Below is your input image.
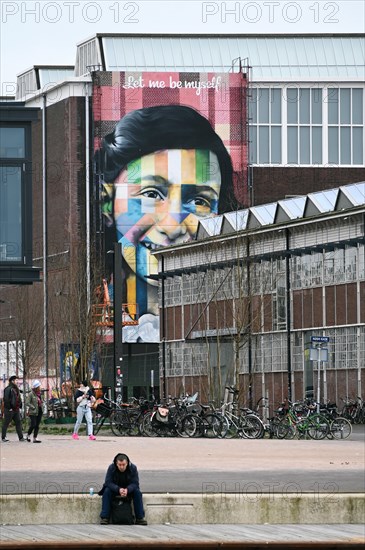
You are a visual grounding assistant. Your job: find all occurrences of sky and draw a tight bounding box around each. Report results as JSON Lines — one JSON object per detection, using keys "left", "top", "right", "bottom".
{"left": 1, "top": 0, "right": 364, "bottom": 95}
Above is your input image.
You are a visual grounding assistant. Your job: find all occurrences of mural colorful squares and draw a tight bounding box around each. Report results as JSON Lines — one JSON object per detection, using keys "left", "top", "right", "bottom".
{"left": 93, "top": 71, "right": 248, "bottom": 343}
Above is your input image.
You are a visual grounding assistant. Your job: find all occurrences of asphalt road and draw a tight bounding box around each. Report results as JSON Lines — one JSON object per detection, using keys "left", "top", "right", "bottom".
{"left": 1, "top": 467, "right": 363, "bottom": 495}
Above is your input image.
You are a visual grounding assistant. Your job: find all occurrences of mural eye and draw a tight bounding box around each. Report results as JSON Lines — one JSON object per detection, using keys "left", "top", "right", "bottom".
{"left": 189, "top": 196, "right": 211, "bottom": 208}
{"left": 139, "top": 188, "right": 164, "bottom": 201}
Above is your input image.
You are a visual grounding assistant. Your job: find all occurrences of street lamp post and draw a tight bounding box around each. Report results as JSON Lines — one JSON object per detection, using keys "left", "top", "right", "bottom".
{"left": 113, "top": 242, "right": 124, "bottom": 401}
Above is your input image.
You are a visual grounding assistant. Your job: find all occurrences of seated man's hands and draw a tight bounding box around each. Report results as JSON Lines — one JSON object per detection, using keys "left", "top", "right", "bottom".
{"left": 119, "top": 488, "right": 128, "bottom": 497}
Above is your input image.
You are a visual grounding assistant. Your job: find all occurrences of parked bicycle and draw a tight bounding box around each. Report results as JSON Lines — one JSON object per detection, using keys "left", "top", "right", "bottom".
{"left": 209, "top": 387, "right": 265, "bottom": 439}
{"left": 341, "top": 396, "right": 364, "bottom": 424}
{"left": 319, "top": 401, "right": 352, "bottom": 440}
{"left": 276, "top": 400, "right": 330, "bottom": 440}
{"left": 141, "top": 396, "right": 199, "bottom": 438}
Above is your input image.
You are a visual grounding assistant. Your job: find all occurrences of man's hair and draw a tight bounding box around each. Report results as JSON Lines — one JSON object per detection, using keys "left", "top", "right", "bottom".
{"left": 96, "top": 105, "right": 234, "bottom": 214}
{"left": 115, "top": 453, "right": 129, "bottom": 464}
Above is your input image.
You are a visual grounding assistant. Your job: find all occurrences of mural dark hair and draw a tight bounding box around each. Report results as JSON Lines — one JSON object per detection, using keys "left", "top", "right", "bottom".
{"left": 96, "top": 105, "right": 234, "bottom": 214}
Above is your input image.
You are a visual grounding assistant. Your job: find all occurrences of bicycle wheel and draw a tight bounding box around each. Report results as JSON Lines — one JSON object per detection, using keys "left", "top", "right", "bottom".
{"left": 240, "top": 414, "right": 265, "bottom": 439}
{"left": 140, "top": 411, "right": 154, "bottom": 437}
{"left": 201, "top": 413, "right": 225, "bottom": 438}
{"left": 295, "top": 419, "right": 311, "bottom": 439}
{"left": 110, "top": 410, "right": 128, "bottom": 436}
{"left": 330, "top": 417, "right": 352, "bottom": 440}
{"left": 126, "top": 410, "right": 142, "bottom": 436}
{"left": 178, "top": 414, "right": 198, "bottom": 438}
{"left": 223, "top": 418, "right": 240, "bottom": 439}
{"left": 307, "top": 414, "right": 329, "bottom": 440}
{"left": 266, "top": 417, "right": 282, "bottom": 439}
{"left": 93, "top": 415, "right": 105, "bottom": 435}
{"left": 276, "top": 418, "right": 296, "bottom": 440}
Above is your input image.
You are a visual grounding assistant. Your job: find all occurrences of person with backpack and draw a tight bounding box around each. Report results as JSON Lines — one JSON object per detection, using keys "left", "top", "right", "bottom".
{"left": 99, "top": 453, "right": 147, "bottom": 525}
{"left": 72, "top": 380, "right": 96, "bottom": 440}
{"left": 1, "top": 375, "right": 26, "bottom": 442}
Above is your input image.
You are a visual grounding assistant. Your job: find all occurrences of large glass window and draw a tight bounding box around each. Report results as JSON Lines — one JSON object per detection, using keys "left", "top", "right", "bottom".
{"left": 0, "top": 126, "right": 27, "bottom": 264}
{"left": 249, "top": 86, "right": 363, "bottom": 166}
{"left": 328, "top": 88, "right": 363, "bottom": 165}
{"left": 0, "top": 128, "right": 25, "bottom": 158}
{"left": 287, "top": 87, "right": 323, "bottom": 164}
{"left": 0, "top": 166, "right": 22, "bottom": 262}
{"left": 249, "top": 87, "right": 282, "bottom": 164}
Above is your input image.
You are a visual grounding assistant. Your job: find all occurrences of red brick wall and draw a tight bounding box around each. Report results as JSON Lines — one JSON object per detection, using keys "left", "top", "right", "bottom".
{"left": 252, "top": 167, "right": 365, "bottom": 206}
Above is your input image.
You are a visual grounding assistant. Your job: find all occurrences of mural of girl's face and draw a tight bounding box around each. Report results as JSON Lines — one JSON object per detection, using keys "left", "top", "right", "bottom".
{"left": 113, "top": 149, "right": 222, "bottom": 283}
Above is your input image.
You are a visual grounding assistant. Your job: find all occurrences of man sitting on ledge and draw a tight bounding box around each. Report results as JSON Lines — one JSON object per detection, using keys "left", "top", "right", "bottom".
{"left": 98, "top": 452, "right": 147, "bottom": 525}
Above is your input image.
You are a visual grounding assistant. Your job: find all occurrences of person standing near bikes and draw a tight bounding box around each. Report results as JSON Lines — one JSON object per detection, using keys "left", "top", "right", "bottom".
{"left": 72, "top": 380, "right": 96, "bottom": 441}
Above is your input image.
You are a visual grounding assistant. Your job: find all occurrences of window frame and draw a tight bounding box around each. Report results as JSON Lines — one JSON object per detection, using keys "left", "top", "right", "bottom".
{"left": 249, "top": 84, "right": 364, "bottom": 167}
{"left": 0, "top": 122, "right": 32, "bottom": 266}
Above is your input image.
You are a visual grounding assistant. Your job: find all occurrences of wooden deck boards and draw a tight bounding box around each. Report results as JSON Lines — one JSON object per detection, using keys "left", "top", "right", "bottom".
{"left": 1, "top": 524, "right": 364, "bottom": 546}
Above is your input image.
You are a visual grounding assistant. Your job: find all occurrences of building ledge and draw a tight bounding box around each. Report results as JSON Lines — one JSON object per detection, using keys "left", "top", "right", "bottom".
{"left": 0, "top": 266, "right": 42, "bottom": 285}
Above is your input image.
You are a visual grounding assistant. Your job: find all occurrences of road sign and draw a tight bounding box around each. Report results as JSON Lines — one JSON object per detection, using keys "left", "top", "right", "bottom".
{"left": 311, "top": 336, "right": 330, "bottom": 343}
{"left": 309, "top": 347, "right": 328, "bottom": 362}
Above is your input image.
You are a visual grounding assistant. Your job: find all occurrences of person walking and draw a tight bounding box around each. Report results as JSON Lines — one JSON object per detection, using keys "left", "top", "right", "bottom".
{"left": 26, "top": 380, "right": 43, "bottom": 443}
{"left": 72, "top": 380, "right": 96, "bottom": 440}
{"left": 99, "top": 453, "right": 147, "bottom": 525}
{"left": 1, "top": 375, "right": 26, "bottom": 442}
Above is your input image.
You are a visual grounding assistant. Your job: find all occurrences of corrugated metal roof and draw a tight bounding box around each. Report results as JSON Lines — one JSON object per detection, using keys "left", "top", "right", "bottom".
{"left": 195, "top": 181, "right": 365, "bottom": 239}
{"left": 276, "top": 196, "right": 306, "bottom": 222}
{"left": 339, "top": 182, "right": 365, "bottom": 206}
{"left": 38, "top": 68, "right": 75, "bottom": 88}
{"left": 101, "top": 36, "right": 365, "bottom": 79}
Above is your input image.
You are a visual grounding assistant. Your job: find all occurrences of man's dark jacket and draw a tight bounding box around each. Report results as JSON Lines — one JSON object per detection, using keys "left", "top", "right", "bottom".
{"left": 98, "top": 453, "right": 140, "bottom": 495}
{"left": 3, "top": 384, "right": 22, "bottom": 411}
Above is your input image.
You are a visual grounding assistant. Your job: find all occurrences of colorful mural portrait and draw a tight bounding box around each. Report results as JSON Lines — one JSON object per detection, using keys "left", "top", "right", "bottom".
{"left": 94, "top": 72, "right": 247, "bottom": 342}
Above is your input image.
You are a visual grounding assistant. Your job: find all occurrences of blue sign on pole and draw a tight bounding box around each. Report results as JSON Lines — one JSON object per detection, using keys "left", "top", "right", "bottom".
{"left": 311, "top": 336, "right": 330, "bottom": 343}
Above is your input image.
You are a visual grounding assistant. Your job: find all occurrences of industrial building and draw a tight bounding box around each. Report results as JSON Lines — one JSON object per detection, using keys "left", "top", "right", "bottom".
{"left": 0, "top": 33, "right": 364, "bottom": 403}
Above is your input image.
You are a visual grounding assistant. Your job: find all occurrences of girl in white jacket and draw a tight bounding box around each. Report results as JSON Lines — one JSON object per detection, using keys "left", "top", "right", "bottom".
{"left": 72, "top": 380, "right": 96, "bottom": 440}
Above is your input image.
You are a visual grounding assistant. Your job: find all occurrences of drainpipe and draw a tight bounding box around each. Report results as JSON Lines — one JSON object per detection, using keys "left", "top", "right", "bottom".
{"left": 85, "top": 85, "right": 91, "bottom": 312}
{"left": 247, "top": 236, "right": 252, "bottom": 409}
{"left": 161, "top": 255, "right": 166, "bottom": 399}
{"left": 286, "top": 228, "right": 292, "bottom": 402}
{"left": 42, "top": 94, "right": 49, "bottom": 396}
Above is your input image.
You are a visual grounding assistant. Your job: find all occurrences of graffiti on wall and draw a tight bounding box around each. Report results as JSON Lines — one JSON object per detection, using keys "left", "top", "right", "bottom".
{"left": 94, "top": 71, "right": 248, "bottom": 342}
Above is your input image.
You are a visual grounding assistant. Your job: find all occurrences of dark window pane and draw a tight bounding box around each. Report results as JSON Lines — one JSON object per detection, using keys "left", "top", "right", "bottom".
{"left": 271, "top": 88, "right": 282, "bottom": 124}
{"left": 312, "top": 127, "right": 322, "bottom": 164}
{"left": 328, "top": 127, "right": 339, "bottom": 164}
{"left": 0, "top": 128, "right": 25, "bottom": 158}
{"left": 0, "top": 166, "right": 22, "bottom": 262}
{"left": 328, "top": 88, "right": 338, "bottom": 124}
{"left": 353, "top": 127, "right": 363, "bottom": 164}
{"left": 300, "top": 126, "right": 310, "bottom": 164}
{"left": 288, "top": 127, "right": 298, "bottom": 164}
{"left": 271, "top": 127, "right": 281, "bottom": 163}
{"left": 352, "top": 89, "right": 363, "bottom": 124}
{"left": 250, "top": 126, "right": 257, "bottom": 164}
{"left": 340, "top": 127, "right": 351, "bottom": 164}
{"left": 258, "top": 88, "right": 269, "bottom": 123}
{"left": 312, "top": 88, "right": 322, "bottom": 124}
{"left": 299, "top": 89, "right": 310, "bottom": 124}
{"left": 259, "top": 126, "right": 269, "bottom": 163}
{"left": 287, "top": 88, "right": 298, "bottom": 124}
{"left": 340, "top": 89, "right": 351, "bottom": 124}
{"left": 249, "top": 88, "right": 257, "bottom": 124}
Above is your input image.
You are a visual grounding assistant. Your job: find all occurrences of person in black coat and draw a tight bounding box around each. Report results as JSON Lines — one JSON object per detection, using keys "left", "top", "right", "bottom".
{"left": 2, "top": 375, "right": 26, "bottom": 442}
{"left": 99, "top": 452, "right": 147, "bottom": 525}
